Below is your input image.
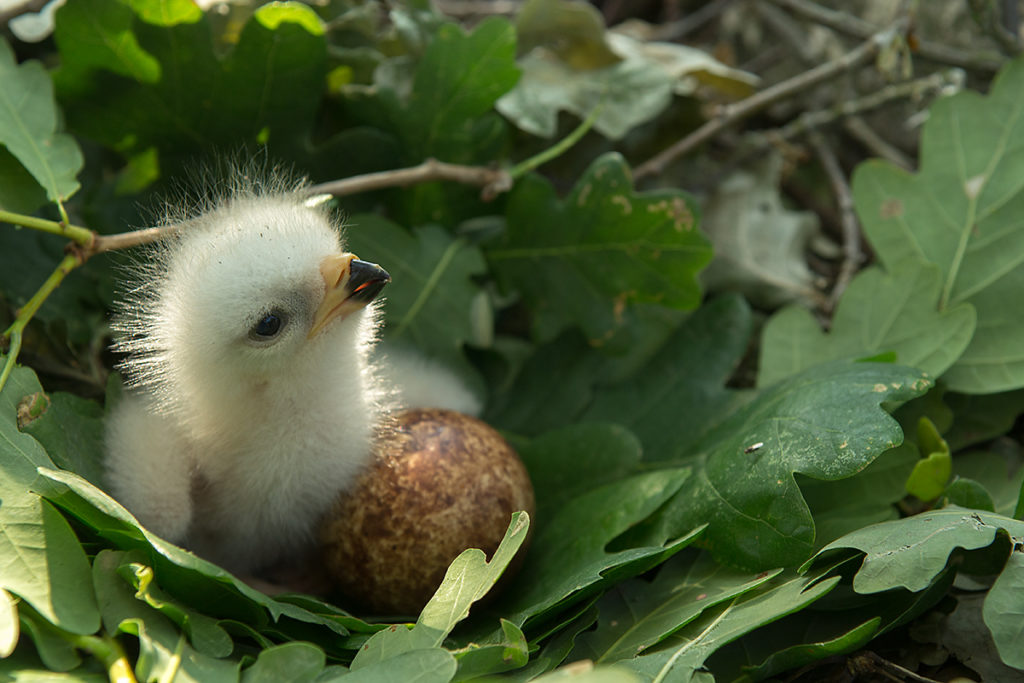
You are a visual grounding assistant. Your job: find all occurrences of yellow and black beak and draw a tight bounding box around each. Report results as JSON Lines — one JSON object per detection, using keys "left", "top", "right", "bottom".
{"left": 309, "top": 253, "right": 390, "bottom": 338}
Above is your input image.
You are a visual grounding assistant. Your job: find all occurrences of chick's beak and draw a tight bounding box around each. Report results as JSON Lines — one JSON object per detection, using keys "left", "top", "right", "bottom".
{"left": 309, "top": 253, "right": 390, "bottom": 338}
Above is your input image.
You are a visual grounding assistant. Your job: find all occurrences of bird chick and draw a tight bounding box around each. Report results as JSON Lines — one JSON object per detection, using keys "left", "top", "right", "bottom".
{"left": 105, "top": 185, "right": 391, "bottom": 574}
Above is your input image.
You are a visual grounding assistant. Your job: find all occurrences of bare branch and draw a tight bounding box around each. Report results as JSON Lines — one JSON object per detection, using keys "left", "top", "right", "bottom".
{"left": 306, "top": 158, "right": 512, "bottom": 202}
{"left": 634, "top": 20, "right": 908, "bottom": 180}
{"left": 808, "top": 131, "right": 862, "bottom": 314}
{"left": 769, "top": 0, "right": 1006, "bottom": 72}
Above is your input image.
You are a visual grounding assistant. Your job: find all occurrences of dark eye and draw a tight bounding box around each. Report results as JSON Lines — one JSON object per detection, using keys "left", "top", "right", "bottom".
{"left": 250, "top": 312, "right": 285, "bottom": 340}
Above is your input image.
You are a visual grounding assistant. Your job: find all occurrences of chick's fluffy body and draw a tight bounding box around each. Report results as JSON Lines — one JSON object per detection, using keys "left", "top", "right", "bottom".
{"left": 106, "top": 193, "right": 388, "bottom": 573}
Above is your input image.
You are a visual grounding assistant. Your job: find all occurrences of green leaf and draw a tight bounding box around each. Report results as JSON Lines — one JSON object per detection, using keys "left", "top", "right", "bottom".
{"left": 944, "top": 389, "right": 1024, "bottom": 450}
{"left": 648, "top": 360, "right": 930, "bottom": 569}
{"left": 55, "top": 0, "right": 326, "bottom": 167}
{"left": 19, "top": 391, "right": 107, "bottom": 489}
{"left": 496, "top": 470, "right": 700, "bottom": 627}
{"left": 120, "top": 559, "right": 234, "bottom": 658}
{"left": 572, "top": 551, "right": 781, "bottom": 665}
{"left": 905, "top": 417, "right": 952, "bottom": 501}
{"left": 799, "top": 444, "right": 918, "bottom": 549}
{"left": 93, "top": 551, "right": 240, "bottom": 683}
{"left": 352, "top": 513, "right": 530, "bottom": 668}
{"left": 759, "top": 263, "right": 976, "bottom": 387}
{"left": 949, "top": 451, "right": 1024, "bottom": 516}
{"left": 451, "top": 619, "right": 529, "bottom": 680}
{"left": 502, "top": 604, "right": 599, "bottom": 682}
{"left": 517, "top": 423, "right": 643, "bottom": 520}
{"left": 342, "top": 648, "right": 456, "bottom": 683}
{"left": 580, "top": 295, "right": 752, "bottom": 463}
{"left": 241, "top": 642, "right": 325, "bottom": 683}
{"left": 488, "top": 153, "right": 711, "bottom": 346}
{"left": 714, "top": 616, "right": 879, "bottom": 682}
{"left": 810, "top": 507, "right": 1024, "bottom": 593}
{"left": 16, "top": 602, "right": 81, "bottom": 672}
{"left": 35, "top": 466, "right": 356, "bottom": 641}
{"left": 852, "top": 53, "right": 1024, "bottom": 393}
{"left": 982, "top": 550, "right": 1024, "bottom": 670}
{"left": 401, "top": 17, "right": 519, "bottom": 159}
{"left": 485, "top": 331, "right": 604, "bottom": 436}
{"left": 531, "top": 664, "right": 640, "bottom": 683}
{"left": 0, "top": 38, "right": 83, "bottom": 203}
{"left": 345, "top": 217, "right": 486, "bottom": 381}
{"left": 53, "top": 0, "right": 161, "bottom": 83}
{"left": 944, "top": 477, "right": 996, "bottom": 512}
{"left": 0, "top": 366, "right": 100, "bottom": 636}
{"left": 620, "top": 571, "right": 840, "bottom": 683}
{"left": 913, "top": 592, "right": 1024, "bottom": 682}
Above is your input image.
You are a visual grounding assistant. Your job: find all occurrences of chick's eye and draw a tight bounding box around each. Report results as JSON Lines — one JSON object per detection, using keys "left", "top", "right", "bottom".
{"left": 250, "top": 312, "right": 285, "bottom": 340}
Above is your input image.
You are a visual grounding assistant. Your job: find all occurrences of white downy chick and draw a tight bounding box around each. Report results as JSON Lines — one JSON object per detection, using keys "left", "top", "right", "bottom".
{"left": 105, "top": 185, "right": 392, "bottom": 574}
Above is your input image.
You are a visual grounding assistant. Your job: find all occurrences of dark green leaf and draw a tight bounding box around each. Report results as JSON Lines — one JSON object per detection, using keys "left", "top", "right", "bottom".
{"left": 572, "top": 551, "right": 781, "bottom": 664}
{"left": 581, "top": 295, "right": 752, "bottom": 463}
{"left": 487, "top": 153, "right": 711, "bottom": 346}
{"left": 517, "top": 423, "right": 643, "bottom": 520}
{"left": 241, "top": 642, "right": 325, "bottom": 683}
{"left": 401, "top": 17, "right": 519, "bottom": 159}
{"left": 345, "top": 216, "right": 486, "bottom": 384}
{"left": 621, "top": 571, "right": 840, "bottom": 683}
{"left": 650, "top": 360, "right": 929, "bottom": 569}
{"left": 495, "top": 469, "right": 700, "bottom": 627}
{"left": 92, "top": 550, "right": 240, "bottom": 683}
{"left": 799, "top": 444, "right": 917, "bottom": 549}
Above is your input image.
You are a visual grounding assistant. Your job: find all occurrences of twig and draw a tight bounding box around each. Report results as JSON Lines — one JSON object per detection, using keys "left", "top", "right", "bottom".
{"left": 769, "top": 0, "right": 1006, "bottom": 73}
{"left": 1, "top": 253, "right": 82, "bottom": 391}
{"left": 649, "top": 0, "right": 736, "bottom": 41}
{"left": 634, "top": 20, "right": 908, "bottom": 180}
{"left": 749, "top": 68, "right": 964, "bottom": 150}
{"left": 0, "top": 210, "right": 94, "bottom": 247}
{"left": 848, "top": 651, "right": 943, "bottom": 683}
{"left": 808, "top": 131, "right": 861, "bottom": 314}
{"left": 0, "top": 106, "right": 602, "bottom": 392}
{"left": 843, "top": 115, "right": 915, "bottom": 170}
{"left": 307, "top": 159, "right": 512, "bottom": 201}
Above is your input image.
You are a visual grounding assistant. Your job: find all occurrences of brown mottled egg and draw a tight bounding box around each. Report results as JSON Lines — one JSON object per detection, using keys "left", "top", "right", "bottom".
{"left": 318, "top": 408, "right": 535, "bottom": 615}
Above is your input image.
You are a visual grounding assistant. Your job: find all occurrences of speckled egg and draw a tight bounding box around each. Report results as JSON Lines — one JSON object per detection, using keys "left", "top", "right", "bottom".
{"left": 318, "top": 408, "right": 535, "bottom": 615}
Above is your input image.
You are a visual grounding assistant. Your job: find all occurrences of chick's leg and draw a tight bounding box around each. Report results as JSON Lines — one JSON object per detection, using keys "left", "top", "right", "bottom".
{"left": 104, "top": 394, "right": 193, "bottom": 543}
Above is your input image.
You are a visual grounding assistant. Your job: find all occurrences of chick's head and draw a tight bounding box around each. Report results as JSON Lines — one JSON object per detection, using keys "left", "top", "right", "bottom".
{"left": 112, "top": 194, "right": 389, "bottom": 437}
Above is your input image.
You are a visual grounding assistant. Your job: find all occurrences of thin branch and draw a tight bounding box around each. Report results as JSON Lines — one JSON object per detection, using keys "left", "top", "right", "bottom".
{"left": 307, "top": 158, "right": 513, "bottom": 202}
{"left": 808, "top": 131, "right": 861, "bottom": 314}
{"left": 1, "top": 252, "right": 81, "bottom": 391}
{"left": 843, "top": 115, "right": 915, "bottom": 170}
{"left": 769, "top": 0, "right": 1006, "bottom": 72}
{"left": 749, "top": 68, "right": 963, "bottom": 150}
{"left": 0, "top": 209, "right": 94, "bottom": 247}
{"left": 634, "top": 20, "right": 908, "bottom": 180}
